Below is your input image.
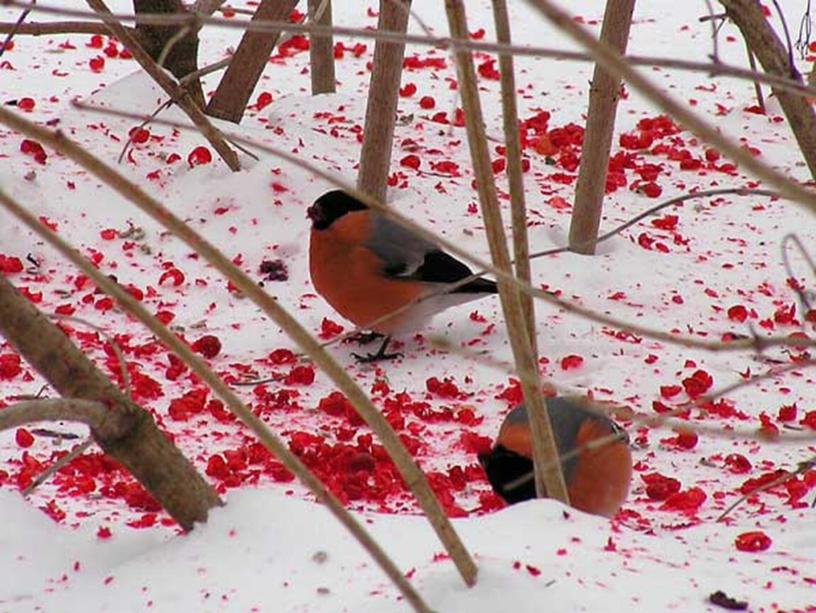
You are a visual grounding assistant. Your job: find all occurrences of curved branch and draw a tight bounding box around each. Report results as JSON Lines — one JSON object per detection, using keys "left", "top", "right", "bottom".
{"left": 0, "top": 399, "right": 110, "bottom": 432}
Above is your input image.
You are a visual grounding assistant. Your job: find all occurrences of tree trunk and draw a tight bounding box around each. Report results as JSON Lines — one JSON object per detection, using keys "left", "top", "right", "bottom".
{"left": 568, "top": 0, "right": 636, "bottom": 255}
{"left": 356, "top": 0, "right": 411, "bottom": 202}
{"left": 133, "top": 0, "right": 205, "bottom": 107}
{"left": 0, "top": 275, "right": 221, "bottom": 530}
{"left": 720, "top": 0, "right": 816, "bottom": 181}
{"left": 308, "top": 0, "right": 336, "bottom": 94}
{"left": 206, "top": 0, "right": 299, "bottom": 123}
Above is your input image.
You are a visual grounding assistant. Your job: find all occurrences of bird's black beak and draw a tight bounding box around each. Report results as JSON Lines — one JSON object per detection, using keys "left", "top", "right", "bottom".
{"left": 306, "top": 204, "right": 320, "bottom": 224}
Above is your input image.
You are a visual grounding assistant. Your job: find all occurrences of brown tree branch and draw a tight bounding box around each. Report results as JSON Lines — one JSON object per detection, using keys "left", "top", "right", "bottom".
{"left": 85, "top": 0, "right": 241, "bottom": 170}
{"left": 205, "top": 0, "right": 298, "bottom": 124}
{"left": 0, "top": 189, "right": 432, "bottom": 612}
{"left": 0, "top": 273, "right": 221, "bottom": 530}
{"left": 11, "top": 1, "right": 816, "bottom": 101}
{"left": 308, "top": 0, "right": 335, "bottom": 94}
{"left": 721, "top": 0, "right": 816, "bottom": 180}
{"left": 568, "top": 0, "right": 636, "bottom": 255}
{"left": 0, "top": 20, "right": 134, "bottom": 36}
{"left": 446, "top": 0, "right": 569, "bottom": 504}
{"left": 356, "top": 0, "right": 411, "bottom": 202}
{"left": 0, "top": 399, "right": 111, "bottom": 431}
{"left": 492, "top": 0, "right": 536, "bottom": 353}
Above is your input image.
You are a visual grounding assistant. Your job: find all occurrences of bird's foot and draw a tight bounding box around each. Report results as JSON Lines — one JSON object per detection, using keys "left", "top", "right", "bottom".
{"left": 345, "top": 331, "right": 385, "bottom": 346}
{"left": 352, "top": 350, "right": 403, "bottom": 364}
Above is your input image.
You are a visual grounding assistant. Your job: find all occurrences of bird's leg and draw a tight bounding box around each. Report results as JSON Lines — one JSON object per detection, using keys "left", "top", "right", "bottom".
{"left": 352, "top": 335, "right": 403, "bottom": 363}
{"left": 345, "top": 331, "right": 385, "bottom": 346}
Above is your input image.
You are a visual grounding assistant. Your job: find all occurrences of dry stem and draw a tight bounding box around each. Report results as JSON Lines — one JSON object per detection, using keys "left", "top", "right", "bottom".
{"left": 446, "top": 0, "right": 569, "bottom": 504}
{"left": 492, "top": 0, "right": 536, "bottom": 353}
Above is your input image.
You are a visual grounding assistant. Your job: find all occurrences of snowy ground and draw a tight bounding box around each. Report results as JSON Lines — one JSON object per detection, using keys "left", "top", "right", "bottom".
{"left": 1, "top": 0, "right": 816, "bottom": 611}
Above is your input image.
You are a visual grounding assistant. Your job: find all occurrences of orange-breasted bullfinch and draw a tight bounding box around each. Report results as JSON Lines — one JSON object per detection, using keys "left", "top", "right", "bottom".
{"left": 307, "top": 190, "right": 498, "bottom": 361}
{"left": 478, "top": 397, "right": 632, "bottom": 517}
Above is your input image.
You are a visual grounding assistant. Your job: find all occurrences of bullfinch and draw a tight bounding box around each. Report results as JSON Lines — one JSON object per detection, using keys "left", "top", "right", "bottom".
{"left": 479, "top": 397, "right": 632, "bottom": 517}
{"left": 307, "top": 190, "right": 498, "bottom": 361}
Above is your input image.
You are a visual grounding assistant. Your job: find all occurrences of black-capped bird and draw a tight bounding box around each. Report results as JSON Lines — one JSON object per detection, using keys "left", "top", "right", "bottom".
{"left": 479, "top": 397, "right": 633, "bottom": 517}
{"left": 307, "top": 190, "right": 497, "bottom": 361}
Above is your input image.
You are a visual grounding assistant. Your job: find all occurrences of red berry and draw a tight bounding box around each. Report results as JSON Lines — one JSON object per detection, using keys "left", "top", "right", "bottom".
{"left": 187, "top": 146, "right": 212, "bottom": 167}
{"left": 735, "top": 531, "right": 771, "bottom": 552}
{"left": 560, "top": 354, "right": 583, "bottom": 370}
{"left": 641, "top": 182, "right": 662, "bottom": 198}
{"left": 129, "top": 127, "right": 150, "bottom": 144}
{"left": 15, "top": 428, "right": 34, "bottom": 448}
{"left": 17, "top": 97, "right": 35, "bottom": 112}
{"left": 400, "top": 154, "right": 421, "bottom": 170}
{"left": 89, "top": 56, "right": 105, "bottom": 72}
{"left": 419, "top": 96, "right": 436, "bottom": 109}
{"left": 192, "top": 335, "right": 222, "bottom": 359}
{"left": 0, "top": 354, "right": 22, "bottom": 379}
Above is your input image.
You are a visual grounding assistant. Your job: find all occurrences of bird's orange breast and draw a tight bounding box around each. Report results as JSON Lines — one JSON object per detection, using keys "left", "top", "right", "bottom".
{"left": 568, "top": 419, "right": 632, "bottom": 517}
{"left": 309, "top": 212, "right": 425, "bottom": 334}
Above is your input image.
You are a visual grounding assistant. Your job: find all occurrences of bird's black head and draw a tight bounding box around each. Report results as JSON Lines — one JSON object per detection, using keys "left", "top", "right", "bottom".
{"left": 478, "top": 445, "right": 536, "bottom": 505}
{"left": 306, "top": 190, "right": 368, "bottom": 230}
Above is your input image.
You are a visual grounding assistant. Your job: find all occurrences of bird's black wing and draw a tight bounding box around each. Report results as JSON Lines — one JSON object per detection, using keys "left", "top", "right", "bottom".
{"left": 366, "top": 213, "right": 497, "bottom": 293}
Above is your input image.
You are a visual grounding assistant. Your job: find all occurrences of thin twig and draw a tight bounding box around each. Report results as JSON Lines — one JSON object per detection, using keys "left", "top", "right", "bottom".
{"left": 716, "top": 454, "right": 816, "bottom": 522}
{"left": 68, "top": 101, "right": 816, "bottom": 357}
{"left": 9, "top": 1, "right": 816, "bottom": 100}
{"left": 0, "top": 20, "right": 131, "bottom": 36}
{"left": 0, "top": 187, "right": 435, "bottom": 612}
{"left": 0, "top": 0, "right": 34, "bottom": 58}
{"left": 117, "top": 98, "right": 173, "bottom": 165}
{"left": 23, "top": 437, "right": 94, "bottom": 497}
{"left": 430, "top": 335, "right": 816, "bottom": 444}
{"left": 156, "top": 23, "right": 190, "bottom": 68}
{"left": 770, "top": 0, "right": 797, "bottom": 77}
{"left": 704, "top": 0, "right": 720, "bottom": 62}
{"left": 745, "top": 40, "right": 766, "bottom": 113}
{"left": 781, "top": 233, "right": 815, "bottom": 314}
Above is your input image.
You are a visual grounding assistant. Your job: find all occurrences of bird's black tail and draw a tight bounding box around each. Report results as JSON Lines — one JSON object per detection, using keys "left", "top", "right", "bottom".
{"left": 457, "top": 277, "right": 498, "bottom": 294}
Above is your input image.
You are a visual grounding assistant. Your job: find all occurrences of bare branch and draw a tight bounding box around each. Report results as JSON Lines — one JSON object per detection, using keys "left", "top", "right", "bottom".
{"left": 0, "top": 0, "right": 34, "bottom": 58}
{"left": 0, "top": 399, "right": 110, "bottom": 432}
{"left": 446, "top": 0, "right": 569, "bottom": 504}
{"left": 716, "top": 454, "right": 816, "bottom": 522}
{"left": 0, "top": 20, "right": 133, "bottom": 36}
{"left": 23, "top": 437, "right": 94, "bottom": 497}
{"left": 492, "top": 0, "right": 536, "bottom": 352}
{"left": 10, "top": 1, "right": 816, "bottom": 101}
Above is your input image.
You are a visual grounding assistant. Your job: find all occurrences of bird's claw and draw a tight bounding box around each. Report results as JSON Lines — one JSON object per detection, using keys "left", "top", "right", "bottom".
{"left": 352, "top": 350, "right": 403, "bottom": 364}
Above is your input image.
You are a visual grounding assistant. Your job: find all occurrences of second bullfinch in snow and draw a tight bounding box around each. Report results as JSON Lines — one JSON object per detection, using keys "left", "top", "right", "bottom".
{"left": 479, "top": 397, "right": 632, "bottom": 517}
{"left": 307, "top": 190, "right": 498, "bottom": 361}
